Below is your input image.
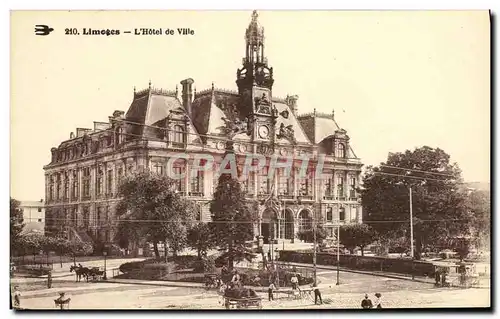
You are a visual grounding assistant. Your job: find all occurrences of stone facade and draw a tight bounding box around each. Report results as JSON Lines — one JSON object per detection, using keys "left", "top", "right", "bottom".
{"left": 43, "top": 11, "right": 363, "bottom": 245}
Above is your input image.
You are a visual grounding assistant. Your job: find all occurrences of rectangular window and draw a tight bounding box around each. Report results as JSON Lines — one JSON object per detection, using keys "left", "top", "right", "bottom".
{"left": 349, "top": 177, "right": 356, "bottom": 199}
{"left": 298, "top": 169, "right": 313, "bottom": 198}
{"left": 38, "top": 207, "right": 42, "bottom": 213}
{"left": 326, "top": 207, "right": 333, "bottom": 221}
{"left": 49, "top": 177, "right": 54, "bottom": 201}
{"left": 172, "top": 166, "right": 186, "bottom": 193}
{"left": 277, "top": 168, "right": 291, "bottom": 196}
{"left": 64, "top": 172, "right": 69, "bottom": 200}
{"left": 72, "top": 171, "right": 78, "bottom": 200}
{"left": 190, "top": 171, "right": 204, "bottom": 196}
{"left": 97, "top": 169, "right": 104, "bottom": 195}
{"left": 83, "top": 168, "right": 91, "bottom": 198}
{"left": 242, "top": 172, "right": 255, "bottom": 195}
{"left": 259, "top": 167, "right": 270, "bottom": 195}
{"left": 56, "top": 174, "right": 61, "bottom": 200}
{"left": 107, "top": 170, "right": 113, "bottom": 195}
{"left": 323, "top": 171, "right": 334, "bottom": 199}
{"left": 337, "top": 176, "right": 345, "bottom": 200}
{"left": 153, "top": 162, "right": 164, "bottom": 175}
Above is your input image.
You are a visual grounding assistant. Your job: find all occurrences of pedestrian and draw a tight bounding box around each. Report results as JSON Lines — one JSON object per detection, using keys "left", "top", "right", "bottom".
{"left": 231, "top": 270, "right": 241, "bottom": 287}
{"left": 434, "top": 269, "right": 441, "bottom": 287}
{"left": 290, "top": 273, "right": 299, "bottom": 290}
{"left": 312, "top": 282, "right": 322, "bottom": 305}
{"left": 12, "top": 286, "right": 21, "bottom": 310}
{"left": 361, "top": 294, "right": 373, "bottom": 309}
{"left": 268, "top": 281, "right": 276, "bottom": 301}
{"left": 373, "top": 292, "right": 382, "bottom": 309}
{"left": 47, "top": 270, "right": 53, "bottom": 289}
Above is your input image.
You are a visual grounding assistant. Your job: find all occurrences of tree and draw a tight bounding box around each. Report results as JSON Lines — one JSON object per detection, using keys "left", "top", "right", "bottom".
{"left": 297, "top": 226, "right": 328, "bottom": 245}
{"left": 116, "top": 171, "right": 195, "bottom": 259}
{"left": 466, "top": 189, "right": 490, "bottom": 251}
{"left": 187, "top": 223, "right": 216, "bottom": 260}
{"left": 339, "top": 224, "right": 377, "bottom": 256}
{"left": 361, "top": 146, "right": 470, "bottom": 260}
{"left": 10, "top": 198, "right": 24, "bottom": 255}
{"left": 210, "top": 171, "right": 257, "bottom": 271}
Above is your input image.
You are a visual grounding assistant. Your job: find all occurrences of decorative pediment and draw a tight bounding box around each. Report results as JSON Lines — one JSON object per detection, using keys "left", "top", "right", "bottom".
{"left": 334, "top": 128, "right": 349, "bottom": 140}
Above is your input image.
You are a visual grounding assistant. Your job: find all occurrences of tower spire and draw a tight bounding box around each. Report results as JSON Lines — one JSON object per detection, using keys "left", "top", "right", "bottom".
{"left": 245, "top": 10, "right": 265, "bottom": 65}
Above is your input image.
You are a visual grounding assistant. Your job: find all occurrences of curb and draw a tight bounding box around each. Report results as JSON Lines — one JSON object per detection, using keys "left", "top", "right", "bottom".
{"left": 102, "top": 279, "right": 276, "bottom": 292}
{"left": 275, "top": 262, "right": 433, "bottom": 285}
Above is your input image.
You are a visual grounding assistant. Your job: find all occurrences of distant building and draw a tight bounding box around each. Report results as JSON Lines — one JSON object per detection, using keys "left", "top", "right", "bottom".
{"left": 19, "top": 200, "right": 45, "bottom": 235}
{"left": 43, "top": 11, "right": 364, "bottom": 246}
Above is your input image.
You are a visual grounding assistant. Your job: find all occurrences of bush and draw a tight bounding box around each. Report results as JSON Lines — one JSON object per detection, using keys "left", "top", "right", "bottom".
{"left": 119, "top": 260, "right": 149, "bottom": 273}
{"left": 278, "top": 251, "right": 435, "bottom": 277}
{"left": 192, "top": 257, "right": 216, "bottom": 273}
{"left": 143, "top": 262, "right": 176, "bottom": 273}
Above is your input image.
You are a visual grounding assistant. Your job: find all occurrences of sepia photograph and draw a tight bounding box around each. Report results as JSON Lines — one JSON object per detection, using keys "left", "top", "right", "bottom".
{"left": 9, "top": 9, "right": 491, "bottom": 310}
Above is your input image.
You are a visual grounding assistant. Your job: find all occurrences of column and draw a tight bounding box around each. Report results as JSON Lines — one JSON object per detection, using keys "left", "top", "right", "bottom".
{"left": 184, "top": 160, "right": 189, "bottom": 196}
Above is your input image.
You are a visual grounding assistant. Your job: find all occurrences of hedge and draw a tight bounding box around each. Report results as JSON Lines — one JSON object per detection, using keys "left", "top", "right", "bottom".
{"left": 278, "top": 251, "right": 435, "bottom": 277}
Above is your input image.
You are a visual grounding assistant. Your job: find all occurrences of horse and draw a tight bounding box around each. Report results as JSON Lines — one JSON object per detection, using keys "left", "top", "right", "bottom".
{"left": 70, "top": 265, "right": 90, "bottom": 282}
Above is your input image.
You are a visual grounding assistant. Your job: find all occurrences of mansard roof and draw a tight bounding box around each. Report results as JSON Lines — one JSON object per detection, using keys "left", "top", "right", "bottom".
{"left": 298, "top": 111, "right": 358, "bottom": 158}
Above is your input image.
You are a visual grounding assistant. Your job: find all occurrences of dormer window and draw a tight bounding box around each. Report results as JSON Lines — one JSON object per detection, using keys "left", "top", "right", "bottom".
{"left": 336, "top": 143, "right": 346, "bottom": 158}
{"left": 172, "top": 125, "right": 185, "bottom": 147}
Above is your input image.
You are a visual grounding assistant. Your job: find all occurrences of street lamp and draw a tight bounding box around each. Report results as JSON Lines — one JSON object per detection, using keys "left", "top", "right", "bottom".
{"left": 337, "top": 206, "right": 345, "bottom": 285}
{"left": 103, "top": 251, "right": 108, "bottom": 280}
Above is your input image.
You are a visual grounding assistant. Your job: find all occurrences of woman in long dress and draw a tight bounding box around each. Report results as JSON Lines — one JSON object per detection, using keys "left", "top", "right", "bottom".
{"left": 373, "top": 293, "right": 382, "bottom": 309}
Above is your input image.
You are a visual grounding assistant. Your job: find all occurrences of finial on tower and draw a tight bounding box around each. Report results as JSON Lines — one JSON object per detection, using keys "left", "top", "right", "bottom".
{"left": 211, "top": 82, "right": 215, "bottom": 91}
{"left": 175, "top": 84, "right": 179, "bottom": 96}
{"left": 252, "top": 10, "right": 258, "bottom": 22}
{"left": 133, "top": 86, "right": 136, "bottom": 94}
{"left": 313, "top": 108, "right": 317, "bottom": 117}
{"left": 332, "top": 109, "right": 335, "bottom": 119}
{"left": 148, "top": 80, "right": 152, "bottom": 89}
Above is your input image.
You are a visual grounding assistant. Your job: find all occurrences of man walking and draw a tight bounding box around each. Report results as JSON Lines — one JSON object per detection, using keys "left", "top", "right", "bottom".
{"left": 268, "top": 282, "right": 276, "bottom": 301}
{"left": 312, "top": 282, "right": 322, "bottom": 305}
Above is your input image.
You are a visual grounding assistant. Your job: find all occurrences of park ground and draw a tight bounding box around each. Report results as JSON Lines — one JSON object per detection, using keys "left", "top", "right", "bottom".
{"left": 14, "top": 266, "right": 490, "bottom": 310}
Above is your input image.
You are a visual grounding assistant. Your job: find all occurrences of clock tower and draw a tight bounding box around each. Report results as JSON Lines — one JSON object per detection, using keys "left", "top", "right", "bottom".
{"left": 236, "top": 11, "right": 277, "bottom": 144}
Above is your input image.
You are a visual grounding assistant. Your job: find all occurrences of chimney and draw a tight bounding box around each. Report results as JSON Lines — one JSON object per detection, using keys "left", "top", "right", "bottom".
{"left": 180, "top": 78, "right": 195, "bottom": 116}
{"left": 287, "top": 95, "right": 299, "bottom": 116}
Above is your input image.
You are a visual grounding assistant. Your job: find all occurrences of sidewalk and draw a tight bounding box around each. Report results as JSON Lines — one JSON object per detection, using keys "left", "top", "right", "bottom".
{"left": 274, "top": 261, "right": 436, "bottom": 284}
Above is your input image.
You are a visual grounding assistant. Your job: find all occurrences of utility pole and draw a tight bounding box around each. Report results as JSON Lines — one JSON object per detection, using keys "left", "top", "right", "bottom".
{"left": 336, "top": 224, "right": 340, "bottom": 285}
{"left": 313, "top": 217, "right": 317, "bottom": 284}
{"left": 409, "top": 187, "right": 415, "bottom": 281}
{"left": 409, "top": 187, "right": 414, "bottom": 259}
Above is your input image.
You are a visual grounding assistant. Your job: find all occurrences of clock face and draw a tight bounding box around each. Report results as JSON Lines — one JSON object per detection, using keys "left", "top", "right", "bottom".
{"left": 258, "top": 125, "right": 269, "bottom": 139}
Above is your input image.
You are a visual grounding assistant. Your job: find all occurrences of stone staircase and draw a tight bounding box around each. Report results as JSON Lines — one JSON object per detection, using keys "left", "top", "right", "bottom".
{"left": 67, "top": 227, "right": 94, "bottom": 245}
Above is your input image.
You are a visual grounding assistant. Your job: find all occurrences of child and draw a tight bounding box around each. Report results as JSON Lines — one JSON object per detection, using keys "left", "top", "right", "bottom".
{"left": 12, "top": 286, "right": 21, "bottom": 309}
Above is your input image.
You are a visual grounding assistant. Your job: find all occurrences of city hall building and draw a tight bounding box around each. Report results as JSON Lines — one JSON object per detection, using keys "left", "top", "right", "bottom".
{"left": 43, "top": 11, "right": 363, "bottom": 247}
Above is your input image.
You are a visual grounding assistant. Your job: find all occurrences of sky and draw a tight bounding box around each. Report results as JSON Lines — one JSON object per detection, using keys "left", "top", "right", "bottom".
{"left": 10, "top": 10, "right": 490, "bottom": 201}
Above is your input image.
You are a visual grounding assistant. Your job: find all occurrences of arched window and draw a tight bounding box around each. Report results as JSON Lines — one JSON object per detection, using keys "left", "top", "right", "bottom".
{"left": 336, "top": 143, "right": 346, "bottom": 158}
{"left": 172, "top": 125, "right": 185, "bottom": 145}
{"left": 298, "top": 210, "right": 312, "bottom": 232}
